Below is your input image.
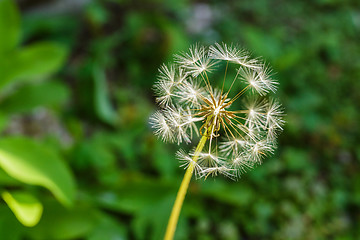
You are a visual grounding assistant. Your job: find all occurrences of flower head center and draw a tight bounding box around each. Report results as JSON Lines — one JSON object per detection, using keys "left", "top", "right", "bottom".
{"left": 214, "top": 105, "right": 222, "bottom": 116}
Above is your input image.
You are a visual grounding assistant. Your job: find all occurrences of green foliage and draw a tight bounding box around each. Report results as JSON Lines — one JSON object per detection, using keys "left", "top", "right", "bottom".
{"left": 0, "top": 0, "right": 358, "bottom": 239}
{"left": 0, "top": 0, "right": 72, "bottom": 230}
{"left": 0, "top": 0, "right": 67, "bottom": 92}
{"left": 0, "top": 42, "right": 68, "bottom": 90}
{"left": 93, "top": 65, "right": 117, "bottom": 124}
{"left": 2, "top": 191, "right": 43, "bottom": 227}
{"left": 0, "top": 0, "right": 20, "bottom": 54}
{"left": 27, "top": 201, "right": 98, "bottom": 240}
{"left": 0, "top": 81, "right": 69, "bottom": 114}
{"left": 0, "top": 137, "right": 75, "bottom": 207}
{"left": 0, "top": 205, "right": 24, "bottom": 240}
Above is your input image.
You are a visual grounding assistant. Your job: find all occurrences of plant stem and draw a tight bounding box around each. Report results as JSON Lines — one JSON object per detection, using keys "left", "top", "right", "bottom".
{"left": 164, "top": 134, "right": 208, "bottom": 240}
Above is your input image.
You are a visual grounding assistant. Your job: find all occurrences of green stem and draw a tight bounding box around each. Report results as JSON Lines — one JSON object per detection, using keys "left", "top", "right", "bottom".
{"left": 164, "top": 134, "right": 208, "bottom": 240}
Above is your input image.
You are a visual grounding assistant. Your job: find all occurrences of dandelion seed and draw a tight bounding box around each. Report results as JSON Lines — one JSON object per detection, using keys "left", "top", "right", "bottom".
{"left": 257, "top": 64, "right": 278, "bottom": 93}
{"left": 240, "top": 67, "right": 271, "bottom": 95}
{"left": 153, "top": 79, "right": 174, "bottom": 107}
{"left": 246, "top": 139, "right": 275, "bottom": 163}
{"left": 243, "top": 98, "right": 267, "bottom": 130}
{"left": 265, "top": 99, "right": 285, "bottom": 129}
{"left": 219, "top": 138, "right": 247, "bottom": 157}
{"left": 159, "top": 64, "right": 176, "bottom": 83}
{"left": 209, "top": 42, "right": 260, "bottom": 69}
{"left": 177, "top": 78, "right": 204, "bottom": 107}
{"left": 230, "top": 153, "right": 255, "bottom": 176}
{"left": 175, "top": 44, "right": 206, "bottom": 66}
{"left": 149, "top": 111, "right": 174, "bottom": 142}
{"left": 177, "top": 149, "right": 202, "bottom": 175}
{"left": 200, "top": 165, "right": 235, "bottom": 179}
{"left": 175, "top": 44, "right": 217, "bottom": 77}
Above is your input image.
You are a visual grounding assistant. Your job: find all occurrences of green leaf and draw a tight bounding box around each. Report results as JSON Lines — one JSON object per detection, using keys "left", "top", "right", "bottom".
{"left": 97, "top": 178, "right": 175, "bottom": 214}
{"left": 87, "top": 213, "right": 127, "bottom": 240}
{"left": 0, "top": 168, "right": 21, "bottom": 186}
{"left": 132, "top": 196, "right": 173, "bottom": 240}
{"left": 243, "top": 27, "right": 280, "bottom": 61}
{"left": 2, "top": 191, "right": 43, "bottom": 227}
{"left": 27, "top": 201, "right": 98, "bottom": 240}
{"left": 93, "top": 66, "right": 117, "bottom": 124}
{"left": 0, "top": 42, "right": 68, "bottom": 90}
{"left": 0, "top": 111, "right": 9, "bottom": 133}
{"left": 152, "top": 141, "right": 177, "bottom": 179}
{"left": 0, "top": 205, "right": 24, "bottom": 240}
{"left": 96, "top": 178, "right": 176, "bottom": 240}
{"left": 282, "top": 148, "right": 309, "bottom": 171}
{"left": 201, "top": 180, "right": 253, "bottom": 207}
{"left": 0, "top": 137, "right": 75, "bottom": 206}
{"left": 0, "top": 0, "right": 20, "bottom": 54}
{"left": 0, "top": 81, "right": 69, "bottom": 114}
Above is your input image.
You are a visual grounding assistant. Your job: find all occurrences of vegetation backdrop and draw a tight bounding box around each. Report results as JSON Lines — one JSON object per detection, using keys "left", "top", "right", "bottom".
{"left": 0, "top": 0, "right": 359, "bottom": 239}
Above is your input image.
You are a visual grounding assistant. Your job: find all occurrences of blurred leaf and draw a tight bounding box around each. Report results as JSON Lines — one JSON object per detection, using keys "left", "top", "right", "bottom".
{"left": 218, "top": 221, "right": 239, "bottom": 240}
{"left": 0, "top": 111, "right": 9, "bottom": 133}
{"left": 0, "top": 0, "right": 20, "bottom": 54}
{"left": 243, "top": 27, "right": 280, "bottom": 61}
{"left": 86, "top": 2, "right": 109, "bottom": 27}
{"left": 71, "top": 132, "right": 121, "bottom": 186}
{"left": 2, "top": 190, "right": 43, "bottom": 227}
{"left": 93, "top": 66, "right": 117, "bottom": 124}
{"left": 0, "top": 81, "right": 69, "bottom": 114}
{"left": 0, "top": 205, "right": 24, "bottom": 240}
{"left": 27, "top": 201, "right": 97, "bottom": 240}
{"left": 0, "top": 167, "right": 21, "bottom": 186}
{"left": 200, "top": 180, "right": 253, "bottom": 206}
{"left": 0, "top": 137, "right": 75, "bottom": 206}
{"left": 152, "top": 141, "right": 177, "bottom": 178}
{"left": 87, "top": 213, "right": 127, "bottom": 240}
{"left": 282, "top": 148, "right": 309, "bottom": 171}
{"left": 132, "top": 195, "right": 173, "bottom": 240}
{"left": 97, "top": 178, "right": 175, "bottom": 214}
{"left": 73, "top": 136, "right": 115, "bottom": 170}
{"left": 0, "top": 42, "right": 68, "bottom": 90}
{"left": 276, "top": 48, "right": 302, "bottom": 70}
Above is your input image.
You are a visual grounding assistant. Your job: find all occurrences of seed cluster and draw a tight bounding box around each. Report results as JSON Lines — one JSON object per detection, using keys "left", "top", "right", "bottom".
{"left": 150, "top": 43, "right": 284, "bottom": 179}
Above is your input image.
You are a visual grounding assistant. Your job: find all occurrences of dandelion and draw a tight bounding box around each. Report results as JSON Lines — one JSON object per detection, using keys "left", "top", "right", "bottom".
{"left": 149, "top": 43, "right": 284, "bottom": 240}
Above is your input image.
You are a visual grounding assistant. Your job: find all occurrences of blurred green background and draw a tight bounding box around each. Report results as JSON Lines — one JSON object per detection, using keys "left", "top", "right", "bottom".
{"left": 0, "top": 0, "right": 359, "bottom": 239}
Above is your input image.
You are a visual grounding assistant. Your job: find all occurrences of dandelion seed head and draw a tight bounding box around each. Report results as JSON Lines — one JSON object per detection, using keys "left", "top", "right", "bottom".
{"left": 150, "top": 42, "right": 284, "bottom": 179}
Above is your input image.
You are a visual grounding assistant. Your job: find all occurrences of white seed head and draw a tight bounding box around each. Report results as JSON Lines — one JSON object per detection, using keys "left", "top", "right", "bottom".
{"left": 150, "top": 43, "right": 284, "bottom": 180}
